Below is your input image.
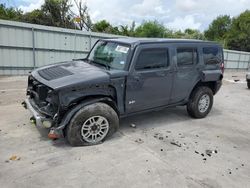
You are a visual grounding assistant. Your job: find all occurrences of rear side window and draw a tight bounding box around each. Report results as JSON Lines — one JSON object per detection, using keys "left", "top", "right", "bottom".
{"left": 177, "top": 48, "right": 198, "bottom": 66}
{"left": 203, "top": 47, "right": 222, "bottom": 64}
{"left": 135, "top": 49, "right": 169, "bottom": 70}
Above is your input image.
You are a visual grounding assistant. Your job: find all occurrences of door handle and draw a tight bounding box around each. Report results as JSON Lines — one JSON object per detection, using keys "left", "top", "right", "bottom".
{"left": 134, "top": 75, "right": 140, "bottom": 81}
{"left": 157, "top": 71, "right": 166, "bottom": 76}
{"left": 196, "top": 67, "right": 202, "bottom": 71}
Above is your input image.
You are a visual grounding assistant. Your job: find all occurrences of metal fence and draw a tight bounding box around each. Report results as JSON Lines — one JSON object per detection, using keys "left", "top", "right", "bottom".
{"left": 224, "top": 49, "right": 250, "bottom": 69}
{"left": 0, "top": 19, "right": 121, "bottom": 75}
{"left": 1, "top": 19, "right": 250, "bottom": 75}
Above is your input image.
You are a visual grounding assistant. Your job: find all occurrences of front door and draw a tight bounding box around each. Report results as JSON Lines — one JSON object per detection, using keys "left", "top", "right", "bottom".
{"left": 126, "top": 44, "right": 174, "bottom": 113}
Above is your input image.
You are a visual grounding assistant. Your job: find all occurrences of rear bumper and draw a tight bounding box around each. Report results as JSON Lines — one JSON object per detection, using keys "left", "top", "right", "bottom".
{"left": 214, "top": 80, "right": 222, "bottom": 94}
{"left": 22, "top": 98, "right": 52, "bottom": 128}
{"left": 246, "top": 73, "right": 250, "bottom": 81}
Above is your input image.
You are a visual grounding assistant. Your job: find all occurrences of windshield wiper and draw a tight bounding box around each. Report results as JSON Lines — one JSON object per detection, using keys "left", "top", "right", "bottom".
{"left": 88, "top": 59, "right": 110, "bottom": 70}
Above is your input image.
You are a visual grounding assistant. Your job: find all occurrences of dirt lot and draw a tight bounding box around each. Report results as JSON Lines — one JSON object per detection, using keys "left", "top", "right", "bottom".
{"left": 0, "top": 71, "right": 250, "bottom": 188}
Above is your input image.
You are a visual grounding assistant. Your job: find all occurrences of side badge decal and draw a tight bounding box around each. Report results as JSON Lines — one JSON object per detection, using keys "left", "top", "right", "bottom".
{"left": 129, "top": 100, "right": 135, "bottom": 105}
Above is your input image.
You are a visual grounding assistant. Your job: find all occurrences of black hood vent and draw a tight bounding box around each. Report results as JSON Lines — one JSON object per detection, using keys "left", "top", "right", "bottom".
{"left": 38, "top": 66, "right": 73, "bottom": 81}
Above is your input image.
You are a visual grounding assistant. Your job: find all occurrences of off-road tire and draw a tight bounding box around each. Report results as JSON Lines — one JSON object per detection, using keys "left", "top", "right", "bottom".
{"left": 247, "top": 81, "right": 250, "bottom": 89}
{"left": 66, "top": 102, "right": 119, "bottom": 146}
{"left": 187, "top": 86, "right": 213, "bottom": 119}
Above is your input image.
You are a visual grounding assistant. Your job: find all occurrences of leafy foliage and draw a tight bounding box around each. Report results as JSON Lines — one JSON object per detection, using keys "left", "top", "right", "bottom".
{"left": 22, "top": 9, "right": 51, "bottom": 26}
{"left": 204, "top": 15, "right": 232, "bottom": 43}
{"left": 92, "top": 20, "right": 117, "bottom": 33}
{"left": 41, "top": 0, "right": 73, "bottom": 28}
{"left": 92, "top": 20, "right": 205, "bottom": 40}
{"left": 226, "top": 10, "right": 250, "bottom": 51}
{"left": 0, "top": 2, "right": 250, "bottom": 51}
{"left": 0, "top": 1, "right": 84, "bottom": 29}
{"left": 0, "top": 4, "right": 23, "bottom": 21}
{"left": 134, "top": 21, "right": 165, "bottom": 38}
{"left": 184, "top": 29, "right": 205, "bottom": 40}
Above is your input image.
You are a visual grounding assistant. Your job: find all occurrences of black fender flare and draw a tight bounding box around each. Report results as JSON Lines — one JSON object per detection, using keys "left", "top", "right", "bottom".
{"left": 201, "top": 70, "right": 223, "bottom": 82}
{"left": 187, "top": 70, "right": 223, "bottom": 97}
{"left": 55, "top": 97, "right": 117, "bottom": 132}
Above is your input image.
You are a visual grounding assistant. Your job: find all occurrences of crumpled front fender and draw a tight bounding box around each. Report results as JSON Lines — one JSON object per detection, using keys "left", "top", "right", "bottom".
{"left": 55, "top": 97, "right": 116, "bottom": 134}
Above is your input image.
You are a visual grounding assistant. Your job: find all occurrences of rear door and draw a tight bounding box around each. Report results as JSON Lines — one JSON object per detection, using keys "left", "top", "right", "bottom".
{"left": 170, "top": 44, "right": 201, "bottom": 104}
{"left": 125, "top": 44, "right": 175, "bottom": 113}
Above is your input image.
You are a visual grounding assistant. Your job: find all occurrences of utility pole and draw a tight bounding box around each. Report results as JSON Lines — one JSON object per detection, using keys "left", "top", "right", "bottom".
{"left": 79, "top": 1, "right": 83, "bottom": 30}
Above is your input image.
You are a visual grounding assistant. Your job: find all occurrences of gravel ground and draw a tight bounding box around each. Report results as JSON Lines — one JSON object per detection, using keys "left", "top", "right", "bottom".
{"left": 0, "top": 71, "right": 249, "bottom": 188}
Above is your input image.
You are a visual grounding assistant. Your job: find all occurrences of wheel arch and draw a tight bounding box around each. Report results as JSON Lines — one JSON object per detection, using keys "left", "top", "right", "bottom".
{"left": 57, "top": 95, "right": 119, "bottom": 135}
{"left": 188, "top": 80, "right": 221, "bottom": 100}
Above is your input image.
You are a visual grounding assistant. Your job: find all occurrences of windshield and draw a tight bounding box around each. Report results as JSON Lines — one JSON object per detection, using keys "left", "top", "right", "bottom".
{"left": 87, "top": 41, "right": 130, "bottom": 70}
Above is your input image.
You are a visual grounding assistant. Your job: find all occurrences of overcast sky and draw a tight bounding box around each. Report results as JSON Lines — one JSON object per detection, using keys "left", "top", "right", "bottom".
{"left": 2, "top": 0, "right": 250, "bottom": 31}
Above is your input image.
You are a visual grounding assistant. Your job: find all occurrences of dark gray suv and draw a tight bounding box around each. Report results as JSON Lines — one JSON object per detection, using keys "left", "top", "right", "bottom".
{"left": 23, "top": 38, "right": 224, "bottom": 146}
{"left": 246, "top": 68, "right": 250, "bottom": 89}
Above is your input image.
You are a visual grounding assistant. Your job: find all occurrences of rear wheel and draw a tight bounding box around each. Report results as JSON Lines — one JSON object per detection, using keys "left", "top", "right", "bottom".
{"left": 247, "top": 81, "right": 250, "bottom": 89}
{"left": 187, "top": 86, "right": 213, "bottom": 118}
{"left": 66, "top": 102, "right": 119, "bottom": 146}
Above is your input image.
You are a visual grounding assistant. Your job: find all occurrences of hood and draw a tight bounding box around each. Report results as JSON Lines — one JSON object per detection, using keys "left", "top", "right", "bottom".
{"left": 32, "top": 60, "right": 111, "bottom": 90}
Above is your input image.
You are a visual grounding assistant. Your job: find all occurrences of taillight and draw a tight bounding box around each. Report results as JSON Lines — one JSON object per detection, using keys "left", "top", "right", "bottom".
{"left": 220, "top": 62, "right": 224, "bottom": 74}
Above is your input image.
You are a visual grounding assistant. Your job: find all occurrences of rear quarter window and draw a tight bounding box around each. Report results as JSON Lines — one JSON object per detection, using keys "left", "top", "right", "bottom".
{"left": 177, "top": 48, "right": 198, "bottom": 66}
{"left": 203, "top": 47, "right": 222, "bottom": 65}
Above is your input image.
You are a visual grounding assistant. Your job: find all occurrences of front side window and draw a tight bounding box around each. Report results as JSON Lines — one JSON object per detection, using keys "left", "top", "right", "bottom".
{"left": 88, "top": 41, "right": 130, "bottom": 70}
{"left": 135, "top": 49, "right": 169, "bottom": 70}
{"left": 203, "top": 47, "right": 222, "bottom": 64}
{"left": 177, "top": 48, "right": 198, "bottom": 66}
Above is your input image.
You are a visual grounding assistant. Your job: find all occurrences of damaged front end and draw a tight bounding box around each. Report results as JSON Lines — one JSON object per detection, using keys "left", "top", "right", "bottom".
{"left": 22, "top": 75, "right": 60, "bottom": 138}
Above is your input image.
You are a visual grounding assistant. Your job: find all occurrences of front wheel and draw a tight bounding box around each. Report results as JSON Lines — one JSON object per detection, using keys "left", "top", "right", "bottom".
{"left": 187, "top": 87, "right": 213, "bottom": 118}
{"left": 66, "top": 102, "right": 119, "bottom": 146}
{"left": 247, "top": 81, "right": 250, "bottom": 89}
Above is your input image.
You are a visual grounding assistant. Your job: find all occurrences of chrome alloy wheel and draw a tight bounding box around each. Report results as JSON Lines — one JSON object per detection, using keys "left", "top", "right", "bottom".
{"left": 81, "top": 116, "right": 109, "bottom": 143}
{"left": 198, "top": 94, "right": 210, "bottom": 113}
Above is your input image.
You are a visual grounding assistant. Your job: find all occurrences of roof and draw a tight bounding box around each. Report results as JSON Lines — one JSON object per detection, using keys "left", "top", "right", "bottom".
{"left": 102, "top": 37, "right": 218, "bottom": 46}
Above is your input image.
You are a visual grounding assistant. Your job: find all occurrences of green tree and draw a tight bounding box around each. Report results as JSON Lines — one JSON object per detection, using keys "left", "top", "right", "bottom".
{"left": 226, "top": 10, "right": 250, "bottom": 51}
{"left": 171, "top": 30, "right": 185, "bottom": 38}
{"left": 92, "top": 20, "right": 111, "bottom": 32}
{"left": 0, "top": 1, "right": 76, "bottom": 29}
{"left": 0, "top": 4, "right": 23, "bottom": 21}
{"left": 92, "top": 20, "right": 119, "bottom": 34}
{"left": 119, "top": 21, "right": 136, "bottom": 36}
{"left": 184, "top": 29, "right": 205, "bottom": 40}
{"left": 119, "top": 25, "right": 130, "bottom": 36}
{"left": 41, "top": 0, "right": 74, "bottom": 28}
{"left": 134, "top": 21, "right": 165, "bottom": 38}
{"left": 23, "top": 9, "right": 50, "bottom": 25}
{"left": 204, "top": 15, "right": 231, "bottom": 43}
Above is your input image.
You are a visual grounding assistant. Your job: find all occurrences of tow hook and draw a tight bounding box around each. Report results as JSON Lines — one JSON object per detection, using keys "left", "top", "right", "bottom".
{"left": 48, "top": 129, "right": 60, "bottom": 140}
